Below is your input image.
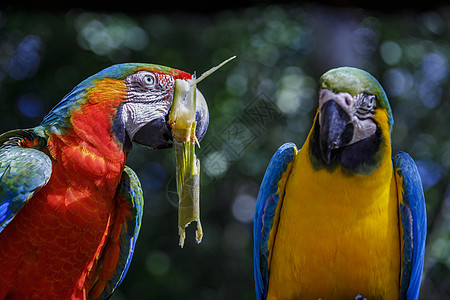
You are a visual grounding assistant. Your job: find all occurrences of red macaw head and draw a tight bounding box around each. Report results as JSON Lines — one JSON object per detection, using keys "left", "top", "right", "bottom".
{"left": 41, "top": 63, "right": 209, "bottom": 150}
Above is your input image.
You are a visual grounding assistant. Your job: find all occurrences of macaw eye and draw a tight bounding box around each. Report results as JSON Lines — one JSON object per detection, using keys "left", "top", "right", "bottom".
{"left": 366, "top": 95, "right": 376, "bottom": 108}
{"left": 356, "top": 93, "right": 376, "bottom": 109}
{"left": 143, "top": 74, "right": 156, "bottom": 87}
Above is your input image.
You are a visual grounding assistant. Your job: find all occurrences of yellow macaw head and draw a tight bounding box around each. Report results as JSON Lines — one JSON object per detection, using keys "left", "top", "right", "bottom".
{"left": 309, "top": 67, "right": 393, "bottom": 175}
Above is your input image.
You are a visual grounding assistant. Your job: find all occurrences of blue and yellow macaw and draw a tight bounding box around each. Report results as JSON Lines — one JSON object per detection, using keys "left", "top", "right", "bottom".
{"left": 254, "top": 67, "right": 427, "bottom": 300}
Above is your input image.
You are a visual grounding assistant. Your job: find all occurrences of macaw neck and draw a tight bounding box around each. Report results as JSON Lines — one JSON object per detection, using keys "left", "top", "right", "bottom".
{"left": 307, "top": 111, "right": 391, "bottom": 177}
{"left": 43, "top": 78, "right": 130, "bottom": 177}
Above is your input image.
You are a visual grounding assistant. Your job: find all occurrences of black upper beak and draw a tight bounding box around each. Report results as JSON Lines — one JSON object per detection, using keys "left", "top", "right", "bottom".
{"left": 132, "top": 94, "right": 209, "bottom": 150}
{"left": 319, "top": 100, "right": 353, "bottom": 164}
{"left": 132, "top": 116, "right": 173, "bottom": 150}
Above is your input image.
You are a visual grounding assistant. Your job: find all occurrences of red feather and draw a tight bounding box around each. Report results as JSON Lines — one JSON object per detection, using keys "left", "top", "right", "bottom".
{"left": 0, "top": 78, "right": 131, "bottom": 299}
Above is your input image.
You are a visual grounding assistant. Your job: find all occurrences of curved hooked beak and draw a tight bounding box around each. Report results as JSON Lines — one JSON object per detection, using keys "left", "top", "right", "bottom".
{"left": 132, "top": 88, "right": 209, "bottom": 150}
{"left": 192, "top": 88, "right": 209, "bottom": 143}
{"left": 319, "top": 100, "right": 354, "bottom": 164}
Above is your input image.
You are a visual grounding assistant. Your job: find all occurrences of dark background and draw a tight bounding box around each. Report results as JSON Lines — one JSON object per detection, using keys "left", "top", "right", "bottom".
{"left": 0, "top": 2, "right": 449, "bottom": 299}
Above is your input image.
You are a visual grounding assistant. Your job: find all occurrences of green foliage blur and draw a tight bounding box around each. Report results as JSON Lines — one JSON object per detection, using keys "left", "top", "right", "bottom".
{"left": 0, "top": 4, "right": 449, "bottom": 299}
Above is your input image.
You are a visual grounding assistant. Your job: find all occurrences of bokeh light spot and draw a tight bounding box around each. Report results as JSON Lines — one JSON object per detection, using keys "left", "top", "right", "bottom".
{"left": 231, "top": 193, "right": 256, "bottom": 223}
{"left": 139, "top": 162, "right": 167, "bottom": 190}
{"left": 382, "top": 68, "right": 413, "bottom": 97}
{"left": 6, "top": 35, "right": 41, "bottom": 80}
{"left": 416, "top": 159, "right": 442, "bottom": 191}
{"left": 17, "top": 93, "right": 43, "bottom": 118}
{"left": 380, "top": 41, "right": 402, "bottom": 65}
{"left": 422, "top": 52, "right": 448, "bottom": 82}
{"left": 146, "top": 251, "right": 171, "bottom": 277}
{"left": 203, "top": 151, "right": 229, "bottom": 178}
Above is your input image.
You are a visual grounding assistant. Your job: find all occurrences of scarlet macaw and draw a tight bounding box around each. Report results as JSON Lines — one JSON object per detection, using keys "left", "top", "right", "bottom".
{"left": 0, "top": 63, "right": 209, "bottom": 299}
{"left": 254, "top": 67, "right": 427, "bottom": 299}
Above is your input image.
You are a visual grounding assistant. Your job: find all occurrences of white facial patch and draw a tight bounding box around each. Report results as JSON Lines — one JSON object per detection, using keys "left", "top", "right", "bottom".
{"left": 319, "top": 89, "right": 377, "bottom": 146}
{"left": 119, "top": 71, "right": 176, "bottom": 140}
{"left": 120, "top": 101, "right": 172, "bottom": 140}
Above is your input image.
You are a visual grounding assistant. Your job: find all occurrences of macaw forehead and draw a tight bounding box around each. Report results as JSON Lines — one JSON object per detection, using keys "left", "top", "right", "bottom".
{"left": 319, "top": 67, "right": 393, "bottom": 128}
{"left": 88, "top": 63, "right": 192, "bottom": 83}
{"left": 40, "top": 63, "right": 192, "bottom": 130}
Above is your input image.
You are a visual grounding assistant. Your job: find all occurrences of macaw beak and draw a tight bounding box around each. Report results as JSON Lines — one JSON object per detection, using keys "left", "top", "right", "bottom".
{"left": 319, "top": 100, "right": 353, "bottom": 164}
{"left": 132, "top": 116, "right": 173, "bottom": 149}
{"left": 192, "top": 88, "right": 209, "bottom": 143}
{"left": 132, "top": 88, "right": 209, "bottom": 150}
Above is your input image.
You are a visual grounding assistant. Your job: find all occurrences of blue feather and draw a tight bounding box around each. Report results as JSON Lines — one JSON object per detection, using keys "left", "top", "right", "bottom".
{"left": 0, "top": 129, "right": 52, "bottom": 233}
{"left": 99, "top": 165, "right": 144, "bottom": 300}
{"left": 394, "top": 152, "right": 427, "bottom": 300}
{"left": 254, "top": 142, "right": 297, "bottom": 300}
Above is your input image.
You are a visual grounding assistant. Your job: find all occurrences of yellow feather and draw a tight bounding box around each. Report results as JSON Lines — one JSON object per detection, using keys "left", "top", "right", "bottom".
{"left": 267, "top": 110, "right": 401, "bottom": 299}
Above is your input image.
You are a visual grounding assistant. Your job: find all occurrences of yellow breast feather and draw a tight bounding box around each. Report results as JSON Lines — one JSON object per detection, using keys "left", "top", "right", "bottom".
{"left": 267, "top": 116, "right": 400, "bottom": 299}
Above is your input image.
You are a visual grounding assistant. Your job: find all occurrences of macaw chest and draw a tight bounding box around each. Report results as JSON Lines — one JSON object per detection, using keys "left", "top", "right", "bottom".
{"left": 267, "top": 160, "right": 401, "bottom": 300}
{"left": 0, "top": 145, "right": 124, "bottom": 299}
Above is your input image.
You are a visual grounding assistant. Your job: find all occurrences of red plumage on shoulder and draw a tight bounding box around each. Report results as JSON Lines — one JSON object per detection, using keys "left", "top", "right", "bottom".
{"left": 0, "top": 62, "right": 201, "bottom": 299}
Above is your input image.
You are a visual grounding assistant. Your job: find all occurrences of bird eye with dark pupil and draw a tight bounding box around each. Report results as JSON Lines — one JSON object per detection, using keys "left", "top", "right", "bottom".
{"left": 367, "top": 96, "right": 376, "bottom": 108}
{"left": 358, "top": 94, "right": 375, "bottom": 109}
{"left": 143, "top": 74, "right": 155, "bottom": 86}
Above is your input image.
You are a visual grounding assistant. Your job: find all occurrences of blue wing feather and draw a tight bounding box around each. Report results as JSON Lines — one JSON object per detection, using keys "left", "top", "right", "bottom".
{"left": 254, "top": 142, "right": 297, "bottom": 300}
{"left": 0, "top": 129, "right": 52, "bottom": 232}
{"left": 394, "top": 152, "right": 427, "bottom": 300}
{"left": 99, "top": 165, "right": 144, "bottom": 300}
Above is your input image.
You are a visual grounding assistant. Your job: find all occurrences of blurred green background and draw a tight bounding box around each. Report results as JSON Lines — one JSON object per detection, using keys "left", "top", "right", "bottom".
{"left": 0, "top": 3, "right": 449, "bottom": 299}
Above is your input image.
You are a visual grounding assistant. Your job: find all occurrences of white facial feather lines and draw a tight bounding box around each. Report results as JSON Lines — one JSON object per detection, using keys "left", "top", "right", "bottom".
{"left": 319, "top": 89, "right": 377, "bottom": 146}
{"left": 120, "top": 101, "right": 171, "bottom": 139}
